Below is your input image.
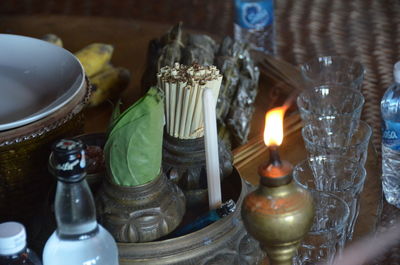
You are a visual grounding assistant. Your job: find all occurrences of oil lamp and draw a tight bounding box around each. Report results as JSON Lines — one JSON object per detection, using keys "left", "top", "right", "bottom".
{"left": 241, "top": 107, "right": 314, "bottom": 265}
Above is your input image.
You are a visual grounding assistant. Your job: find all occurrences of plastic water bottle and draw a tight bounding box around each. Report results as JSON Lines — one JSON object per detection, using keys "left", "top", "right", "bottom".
{"left": 233, "top": 0, "right": 275, "bottom": 54}
{"left": 0, "top": 222, "right": 42, "bottom": 265}
{"left": 43, "top": 139, "right": 119, "bottom": 265}
{"left": 381, "top": 61, "right": 400, "bottom": 208}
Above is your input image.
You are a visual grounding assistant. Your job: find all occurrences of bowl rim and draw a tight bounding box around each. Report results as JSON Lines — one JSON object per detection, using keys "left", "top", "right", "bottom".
{"left": 0, "top": 33, "right": 85, "bottom": 131}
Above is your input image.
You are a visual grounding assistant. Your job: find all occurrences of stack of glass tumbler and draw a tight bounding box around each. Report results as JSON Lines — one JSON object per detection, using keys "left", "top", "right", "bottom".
{"left": 293, "top": 56, "right": 372, "bottom": 265}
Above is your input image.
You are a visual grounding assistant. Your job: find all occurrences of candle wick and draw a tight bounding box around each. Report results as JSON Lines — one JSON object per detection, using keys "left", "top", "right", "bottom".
{"left": 268, "top": 146, "right": 282, "bottom": 166}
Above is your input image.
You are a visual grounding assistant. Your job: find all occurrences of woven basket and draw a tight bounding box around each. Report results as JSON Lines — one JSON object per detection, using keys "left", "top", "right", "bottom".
{"left": 0, "top": 80, "right": 90, "bottom": 223}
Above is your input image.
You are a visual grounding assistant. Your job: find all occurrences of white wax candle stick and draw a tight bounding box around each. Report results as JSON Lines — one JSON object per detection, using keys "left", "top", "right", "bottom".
{"left": 202, "top": 88, "right": 222, "bottom": 210}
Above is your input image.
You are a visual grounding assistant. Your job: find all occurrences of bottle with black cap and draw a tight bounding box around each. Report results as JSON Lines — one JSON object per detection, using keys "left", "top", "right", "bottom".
{"left": 0, "top": 222, "right": 41, "bottom": 265}
{"left": 42, "top": 139, "right": 119, "bottom": 265}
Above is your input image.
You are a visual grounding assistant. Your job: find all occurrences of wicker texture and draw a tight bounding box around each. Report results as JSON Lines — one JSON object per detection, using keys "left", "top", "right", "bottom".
{"left": 274, "top": 0, "right": 400, "bottom": 263}
{"left": 0, "top": 0, "right": 234, "bottom": 36}
{"left": 0, "top": 81, "right": 90, "bottom": 223}
{"left": 276, "top": 0, "right": 400, "bottom": 153}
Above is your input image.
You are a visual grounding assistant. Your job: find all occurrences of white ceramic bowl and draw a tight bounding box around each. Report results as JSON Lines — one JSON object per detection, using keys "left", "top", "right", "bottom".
{"left": 0, "top": 34, "right": 85, "bottom": 131}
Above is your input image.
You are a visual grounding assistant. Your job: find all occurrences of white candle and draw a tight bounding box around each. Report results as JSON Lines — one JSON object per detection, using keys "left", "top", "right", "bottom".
{"left": 202, "top": 88, "right": 222, "bottom": 210}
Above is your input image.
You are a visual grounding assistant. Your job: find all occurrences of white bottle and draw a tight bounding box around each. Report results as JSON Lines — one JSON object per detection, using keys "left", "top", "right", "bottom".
{"left": 43, "top": 139, "right": 119, "bottom": 265}
{"left": 0, "top": 222, "right": 42, "bottom": 265}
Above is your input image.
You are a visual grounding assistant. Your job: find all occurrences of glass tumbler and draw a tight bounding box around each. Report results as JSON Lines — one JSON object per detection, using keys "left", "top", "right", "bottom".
{"left": 293, "top": 155, "right": 366, "bottom": 241}
{"left": 302, "top": 119, "right": 372, "bottom": 165}
{"left": 293, "top": 191, "right": 350, "bottom": 265}
{"left": 300, "top": 56, "right": 365, "bottom": 90}
{"left": 297, "top": 85, "right": 365, "bottom": 126}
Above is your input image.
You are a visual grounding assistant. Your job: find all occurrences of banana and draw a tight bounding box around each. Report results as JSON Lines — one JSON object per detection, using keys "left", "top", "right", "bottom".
{"left": 41, "top": 33, "right": 63, "bottom": 47}
{"left": 88, "top": 66, "right": 131, "bottom": 107}
{"left": 75, "top": 43, "right": 114, "bottom": 77}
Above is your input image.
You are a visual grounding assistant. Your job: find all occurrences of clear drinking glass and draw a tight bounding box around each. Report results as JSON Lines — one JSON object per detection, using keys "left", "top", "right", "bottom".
{"left": 293, "top": 191, "right": 350, "bottom": 265}
{"left": 300, "top": 56, "right": 365, "bottom": 90}
{"left": 297, "top": 85, "right": 365, "bottom": 126}
{"left": 302, "top": 119, "right": 372, "bottom": 166}
{"left": 293, "top": 155, "right": 366, "bottom": 241}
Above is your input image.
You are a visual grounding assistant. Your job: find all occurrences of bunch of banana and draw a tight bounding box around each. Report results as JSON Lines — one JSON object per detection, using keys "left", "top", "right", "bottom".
{"left": 75, "top": 43, "right": 114, "bottom": 77}
{"left": 87, "top": 65, "right": 131, "bottom": 107}
{"left": 42, "top": 34, "right": 63, "bottom": 47}
{"left": 42, "top": 34, "right": 131, "bottom": 107}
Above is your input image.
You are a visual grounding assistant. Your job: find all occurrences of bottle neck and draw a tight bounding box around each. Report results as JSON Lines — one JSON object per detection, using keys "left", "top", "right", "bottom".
{"left": 54, "top": 176, "right": 98, "bottom": 238}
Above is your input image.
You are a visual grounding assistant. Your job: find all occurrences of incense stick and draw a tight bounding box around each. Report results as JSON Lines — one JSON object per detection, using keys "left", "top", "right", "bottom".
{"left": 174, "top": 80, "right": 184, "bottom": 138}
{"left": 234, "top": 117, "right": 302, "bottom": 164}
{"left": 233, "top": 112, "right": 303, "bottom": 169}
{"left": 179, "top": 85, "right": 191, "bottom": 137}
{"left": 253, "top": 51, "right": 305, "bottom": 91}
{"left": 234, "top": 122, "right": 303, "bottom": 169}
{"left": 190, "top": 82, "right": 205, "bottom": 138}
{"left": 233, "top": 112, "right": 301, "bottom": 159}
{"left": 184, "top": 82, "right": 198, "bottom": 138}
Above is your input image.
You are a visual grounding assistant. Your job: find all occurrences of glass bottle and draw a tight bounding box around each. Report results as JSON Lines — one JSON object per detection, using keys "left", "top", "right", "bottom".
{"left": 42, "top": 139, "right": 119, "bottom": 265}
{"left": 381, "top": 61, "right": 400, "bottom": 208}
{"left": 0, "top": 222, "right": 41, "bottom": 265}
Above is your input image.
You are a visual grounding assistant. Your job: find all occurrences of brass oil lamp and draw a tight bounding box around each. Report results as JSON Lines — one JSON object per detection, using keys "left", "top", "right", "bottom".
{"left": 241, "top": 107, "right": 314, "bottom": 265}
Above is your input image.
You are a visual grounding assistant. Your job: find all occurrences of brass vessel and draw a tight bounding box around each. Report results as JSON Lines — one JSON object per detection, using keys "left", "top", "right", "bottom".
{"left": 162, "top": 134, "right": 233, "bottom": 207}
{"left": 241, "top": 157, "right": 314, "bottom": 265}
{"left": 116, "top": 169, "right": 265, "bottom": 265}
{"left": 96, "top": 171, "right": 186, "bottom": 243}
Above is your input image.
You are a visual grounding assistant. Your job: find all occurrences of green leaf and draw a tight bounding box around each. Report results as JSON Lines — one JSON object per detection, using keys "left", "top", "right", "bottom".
{"left": 104, "top": 87, "right": 164, "bottom": 186}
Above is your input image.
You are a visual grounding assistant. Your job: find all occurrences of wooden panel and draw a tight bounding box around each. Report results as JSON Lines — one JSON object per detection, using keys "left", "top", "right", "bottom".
{"left": 0, "top": 1, "right": 233, "bottom": 36}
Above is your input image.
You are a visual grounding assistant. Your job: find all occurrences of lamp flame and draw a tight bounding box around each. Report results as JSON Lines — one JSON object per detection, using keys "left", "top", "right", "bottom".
{"left": 263, "top": 106, "right": 287, "bottom": 147}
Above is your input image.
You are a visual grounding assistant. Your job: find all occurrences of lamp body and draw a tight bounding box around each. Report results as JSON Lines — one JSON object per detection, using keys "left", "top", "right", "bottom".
{"left": 241, "top": 177, "right": 314, "bottom": 265}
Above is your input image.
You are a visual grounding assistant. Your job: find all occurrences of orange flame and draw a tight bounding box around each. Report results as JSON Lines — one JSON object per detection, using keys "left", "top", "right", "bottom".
{"left": 263, "top": 106, "right": 288, "bottom": 147}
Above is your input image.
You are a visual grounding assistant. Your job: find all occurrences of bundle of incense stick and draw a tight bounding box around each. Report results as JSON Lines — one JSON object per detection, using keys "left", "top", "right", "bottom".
{"left": 157, "top": 63, "right": 223, "bottom": 139}
{"left": 233, "top": 111, "right": 302, "bottom": 169}
{"left": 251, "top": 50, "right": 305, "bottom": 92}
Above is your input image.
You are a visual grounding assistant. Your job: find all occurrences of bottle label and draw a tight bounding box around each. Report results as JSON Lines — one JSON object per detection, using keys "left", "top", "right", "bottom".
{"left": 382, "top": 120, "right": 400, "bottom": 150}
{"left": 235, "top": 0, "right": 274, "bottom": 29}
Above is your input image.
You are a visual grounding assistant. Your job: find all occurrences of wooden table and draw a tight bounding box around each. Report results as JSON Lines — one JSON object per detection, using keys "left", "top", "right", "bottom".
{"left": 0, "top": 14, "right": 382, "bottom": 262}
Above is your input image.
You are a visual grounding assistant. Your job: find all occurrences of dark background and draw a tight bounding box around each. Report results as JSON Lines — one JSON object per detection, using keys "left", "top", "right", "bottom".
{"left": 0, "top": 0, "right": 234, "bottom": 35}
